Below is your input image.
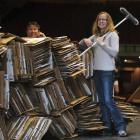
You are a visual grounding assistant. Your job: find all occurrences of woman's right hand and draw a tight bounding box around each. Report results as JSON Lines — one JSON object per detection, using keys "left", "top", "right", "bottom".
{"left": 83, "top": 38, "right": 93, "bottom": 47}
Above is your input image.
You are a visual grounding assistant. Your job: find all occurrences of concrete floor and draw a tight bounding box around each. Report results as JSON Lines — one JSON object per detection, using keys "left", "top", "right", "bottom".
{"left": 43, "top": 117, "right": 140, "bottom": 140}
{"left": 43, "top": 104, "right": 140, "bottom": 140}
{"left": 67, "top": 118, "right": 140, "bottom": 140}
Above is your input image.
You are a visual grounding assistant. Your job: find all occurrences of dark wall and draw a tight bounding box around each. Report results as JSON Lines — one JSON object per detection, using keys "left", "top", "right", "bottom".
{"left": 119, "top": 68, "right": 140, "bottom": 97}
{"left": 1, "top": 1, "right": 140, "bottom": 43}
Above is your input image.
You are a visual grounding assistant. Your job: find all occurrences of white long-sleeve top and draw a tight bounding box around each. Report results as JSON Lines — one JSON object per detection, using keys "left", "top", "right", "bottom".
{"left": 79, "top": 31, "right": 119, "bottom": 71}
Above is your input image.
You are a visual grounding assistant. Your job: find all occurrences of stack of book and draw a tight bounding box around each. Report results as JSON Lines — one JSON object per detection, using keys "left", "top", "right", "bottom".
{"left": 34, "top": 74, "right": 92, "bottom": 115}
{"left": 52, "top": 36, "right": 85, "bottom": 78}
{"left": 24, "top": 37, "right": 55, "bottom": 87}
{"left": 35, "top": 82, "right": 68, "bottom": 114}
{"left": 0, "top": 71, "right": 10, "bottom": 110}
{"left": 49, "top": 110, "right": 78, "bottom": 139}
{"left": 0, "top": 45, "right": 7, "bottom": 56}
{"left": 0, "top": 33, "right": 16, "bottom": 56}
{"left": 0, "top": 111, "right": 8, "bottom": 140}
{"left": 7, "top": 116, "right": 52, "bottom": 140}
{"left": 10, "top": 84, "right": 38, "bottom": 116}
{"left": 116, "top": 101, "right": 140, "bottom": 121}
{"left": 82, "top": 50, "right": 94, "bottom": 79}
{"left": 7, "top": 41, "right": 33, "bottom": 81}
{"left": 74, "top": 97, "right": 105, "bottom": 132}
{"left": 0, "top": 33, "right": 140, "bottom": 140}
{"left": 0, "top": 33, "right": 28, "bottom": 81}
{"left": 63, "top": 74, "right": 92, "bottom": 100}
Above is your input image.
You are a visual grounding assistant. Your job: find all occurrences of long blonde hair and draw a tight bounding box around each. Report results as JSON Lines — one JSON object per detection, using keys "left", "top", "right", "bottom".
{"left": 92, "top": 12, "right": 116, "bottom": 36}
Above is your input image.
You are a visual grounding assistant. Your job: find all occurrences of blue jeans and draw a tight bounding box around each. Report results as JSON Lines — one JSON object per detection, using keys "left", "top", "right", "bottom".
{"left": 93, "top": 70, "right": 126, "bottom": 132}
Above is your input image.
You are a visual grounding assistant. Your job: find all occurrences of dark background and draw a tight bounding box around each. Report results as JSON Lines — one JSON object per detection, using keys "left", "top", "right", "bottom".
{"left": 0, "top": 0, "right": 140, "bottom": 97}
{"left": 0, "top": 0, "right": 140, "bottom": 44}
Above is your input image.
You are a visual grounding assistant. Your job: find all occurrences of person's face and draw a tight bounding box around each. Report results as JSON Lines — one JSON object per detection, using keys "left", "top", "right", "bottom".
{"left": 26, "top": 25, "right": 40, "bottom": 37}
{"left": 98, "top": 14, "right": 108, "bottom": 30}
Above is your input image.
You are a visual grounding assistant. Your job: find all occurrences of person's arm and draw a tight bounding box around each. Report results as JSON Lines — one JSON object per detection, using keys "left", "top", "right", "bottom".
{"left": 96, "top": 32, "right": 119, "bottom": 57}
{"left": 38, "top": 31, "right": 46, "bottom": 37}
{"left": 79, "top": 38, "right": 93, "bottom": 52}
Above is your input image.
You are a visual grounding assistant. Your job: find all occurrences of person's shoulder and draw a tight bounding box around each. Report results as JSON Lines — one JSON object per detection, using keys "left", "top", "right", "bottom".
{"left": 108, "top": 31, "right": 119, "bottom": 39}
{"left": 109, "top": 31, "right": 118, "bottom": 35}
{"left": 110, "top": 31, "right": 118, "bottom": 36}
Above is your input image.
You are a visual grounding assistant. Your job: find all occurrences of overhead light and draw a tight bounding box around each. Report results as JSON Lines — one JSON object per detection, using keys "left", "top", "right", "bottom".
{"left": 124, "top": 59, "right": 127, "bottom": 62}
